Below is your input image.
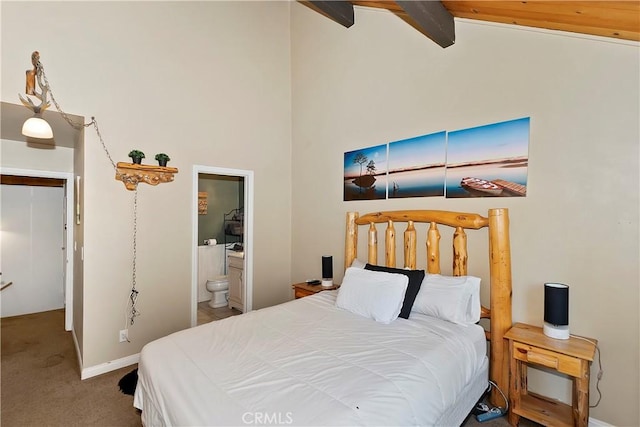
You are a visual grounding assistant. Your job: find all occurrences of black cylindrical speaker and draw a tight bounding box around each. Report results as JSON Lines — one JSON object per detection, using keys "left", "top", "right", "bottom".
{"left": 543, "top": 283, "right": 569, "bottom": 339}
{"left": 321, "top": 255, "right": 333, "bottom": 287}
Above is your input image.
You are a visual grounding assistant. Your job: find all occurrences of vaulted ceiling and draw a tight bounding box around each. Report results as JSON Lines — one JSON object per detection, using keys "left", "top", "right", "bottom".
{"left": 303, "top": 1, "right": 640, "bottom": 48}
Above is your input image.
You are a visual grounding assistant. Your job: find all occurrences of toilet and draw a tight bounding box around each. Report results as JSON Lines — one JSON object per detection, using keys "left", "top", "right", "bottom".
{"left": 206, "top": 275, "right": 229, "bottom": 309}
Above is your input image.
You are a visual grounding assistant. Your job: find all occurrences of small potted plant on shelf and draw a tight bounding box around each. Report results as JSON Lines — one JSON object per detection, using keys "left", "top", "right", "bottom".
{"left": 128, "top": 150, "right": 145, "bottom": 164}
{"left": 155, "top": 153, "right": 171, "bottom": 167}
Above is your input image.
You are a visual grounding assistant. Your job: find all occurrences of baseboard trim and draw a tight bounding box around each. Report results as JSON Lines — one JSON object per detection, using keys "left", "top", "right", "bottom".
{"left": 81, "top": 353, "right": 139, "bottom": 380}
{"left": 589, "top": 417, "right": 612, "bottom": 427}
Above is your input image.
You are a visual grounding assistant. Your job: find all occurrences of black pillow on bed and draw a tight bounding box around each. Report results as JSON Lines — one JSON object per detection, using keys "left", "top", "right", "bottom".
{"left": 364, "top": 264, "right": 425, "bottom": 319}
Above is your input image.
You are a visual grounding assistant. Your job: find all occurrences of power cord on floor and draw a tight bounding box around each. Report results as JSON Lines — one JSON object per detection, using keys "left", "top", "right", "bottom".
{"left": 475, "top": 380, "right": 508, "bottom": 422}
{"left": 488, "top": 380, "right": 509, "bottom": 413}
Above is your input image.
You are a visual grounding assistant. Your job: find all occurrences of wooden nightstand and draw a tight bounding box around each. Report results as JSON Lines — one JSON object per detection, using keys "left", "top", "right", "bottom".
{"left": 292, "top": 282, "right": 339, "bottom": 299}
{"left": 504, "top": 323, "right": 597, "bottom": 427}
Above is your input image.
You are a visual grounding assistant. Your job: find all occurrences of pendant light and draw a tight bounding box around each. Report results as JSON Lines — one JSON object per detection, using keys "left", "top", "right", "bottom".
{"left": 18, "top": 51, "right": 54, "bottom": 139}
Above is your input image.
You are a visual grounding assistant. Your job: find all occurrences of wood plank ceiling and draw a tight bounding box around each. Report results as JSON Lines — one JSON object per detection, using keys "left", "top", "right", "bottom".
{"left": 305, "top": 1, "right": 640, "bottom": 47}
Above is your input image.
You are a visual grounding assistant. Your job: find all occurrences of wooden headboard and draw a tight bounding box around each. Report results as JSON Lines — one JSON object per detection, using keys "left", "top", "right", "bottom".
{"left": 344, "top": 208, "right": 512, "bottom": 405}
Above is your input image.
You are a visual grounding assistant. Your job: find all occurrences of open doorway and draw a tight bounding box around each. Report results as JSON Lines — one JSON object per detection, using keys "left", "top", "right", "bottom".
{"left": 0, "top": 169, "right": 74, "bottom": 330}
{"left": 191, "top": 165, "right": 253, "bottom": 327}
{"left": 1, "top": 102, "right": 84, "bottom": 333}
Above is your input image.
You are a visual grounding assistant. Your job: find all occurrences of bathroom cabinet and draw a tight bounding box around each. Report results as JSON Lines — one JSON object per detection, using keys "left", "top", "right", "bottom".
{"left": 227, "top": 254, "right": 244, "bottom": 312}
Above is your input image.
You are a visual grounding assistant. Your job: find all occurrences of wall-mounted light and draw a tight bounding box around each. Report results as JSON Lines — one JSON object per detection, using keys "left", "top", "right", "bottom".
{"left": 22, "top": 116, "right": 53, "bottom": 139}
{"left": 18, "top": 51, "right": 53, "bottom": 139}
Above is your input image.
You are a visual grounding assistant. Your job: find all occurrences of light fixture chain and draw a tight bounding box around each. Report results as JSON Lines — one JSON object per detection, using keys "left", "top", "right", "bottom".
{"left": 133, "top": 188, "right": 137, "bottom": 291}
{"left": 37, "top": 61, "right": 87, "bottom": 131}
{"left": 129, "top": 187, "right": 140, "bottom": 325}
{"left": 37, "top": 60, "right": 118, "bottom": 171}
{"left": 90, "top": 118, "right": 118, "bottom": 170}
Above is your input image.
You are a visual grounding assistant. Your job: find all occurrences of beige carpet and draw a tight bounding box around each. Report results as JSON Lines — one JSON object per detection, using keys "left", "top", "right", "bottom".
{"left": 1, "top": 308, "right": 537, "bottom": 427}
{"left": 1, "top": 309, "right": 141, "bottom": 427}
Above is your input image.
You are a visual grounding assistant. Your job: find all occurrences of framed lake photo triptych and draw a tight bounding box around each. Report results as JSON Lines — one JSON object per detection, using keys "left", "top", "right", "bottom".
{"left": 343, "top": 117, "right": 530, "bottom": 201}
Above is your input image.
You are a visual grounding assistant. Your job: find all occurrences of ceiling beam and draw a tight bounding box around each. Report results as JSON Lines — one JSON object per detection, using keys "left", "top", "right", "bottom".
{"left": 304, "top": 1, "right": 355, "bottom": 28}
{"left": 395, "top": 1, "right": 455, "bottom": 48}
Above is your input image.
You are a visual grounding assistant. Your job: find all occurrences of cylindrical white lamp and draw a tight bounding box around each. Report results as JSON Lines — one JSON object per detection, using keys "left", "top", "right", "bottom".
{"left": 543, "top": 283, "right": 570, "bottom": 340}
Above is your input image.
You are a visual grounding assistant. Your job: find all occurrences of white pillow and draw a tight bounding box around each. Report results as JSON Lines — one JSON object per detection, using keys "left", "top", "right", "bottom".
{"left": 410, "top": 274, "right": 481, "bottom": 325}
{"left": 336, "top": 267, "right": 408, "bottom": 324}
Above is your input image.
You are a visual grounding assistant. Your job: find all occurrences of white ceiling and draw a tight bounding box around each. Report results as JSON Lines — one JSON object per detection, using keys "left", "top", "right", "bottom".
{"left": 1, "top": 101, "right": 83, "bottom": 149}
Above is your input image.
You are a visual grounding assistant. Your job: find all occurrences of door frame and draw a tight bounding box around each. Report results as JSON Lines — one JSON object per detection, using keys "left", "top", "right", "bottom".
{"left": 191, "top": 165, "right": 254, "bottom": 326}
{"left": 0, "top": 167, "right": 74, "bottom": 331}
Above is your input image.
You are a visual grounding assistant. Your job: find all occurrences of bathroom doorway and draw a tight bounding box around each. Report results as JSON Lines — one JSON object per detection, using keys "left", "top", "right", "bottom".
{"left": 191, "top": 166, "right": 253, "bottom": 327}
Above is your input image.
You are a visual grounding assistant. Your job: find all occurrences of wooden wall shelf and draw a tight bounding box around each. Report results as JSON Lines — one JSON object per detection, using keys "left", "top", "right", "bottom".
{"left": 115, "top": 162, "right": 178, "bottom": 191}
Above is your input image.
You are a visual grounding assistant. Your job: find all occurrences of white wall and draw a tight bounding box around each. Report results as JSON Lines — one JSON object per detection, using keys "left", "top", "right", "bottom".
{"left": 1, "top": 139, "right": 74, "bottom": 172}
{"left": 290, "top": 5, "right": 639, "bottom": 426}
{"left": 1, "top": 184, "right": 65, "bottom": 317}
{"left": 2, "top": 2, "right": 292, "bottom": 370}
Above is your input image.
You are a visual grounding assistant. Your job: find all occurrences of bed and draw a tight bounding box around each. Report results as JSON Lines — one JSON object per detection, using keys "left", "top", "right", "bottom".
{"left": 134, "top": 208, "right": 512, "bottom": 426}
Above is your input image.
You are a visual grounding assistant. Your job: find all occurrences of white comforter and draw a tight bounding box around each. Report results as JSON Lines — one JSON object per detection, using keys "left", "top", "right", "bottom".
{"left": 134, "top": 291, "right": 486, "bottom": 426}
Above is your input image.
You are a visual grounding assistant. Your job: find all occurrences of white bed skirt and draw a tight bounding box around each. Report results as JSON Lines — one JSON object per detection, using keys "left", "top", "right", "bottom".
{"left": 435, "top": 357, "right": 488, "bottom": 426}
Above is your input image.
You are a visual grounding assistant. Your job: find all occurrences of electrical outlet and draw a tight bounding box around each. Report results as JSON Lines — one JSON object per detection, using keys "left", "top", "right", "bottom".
{"left": 119, "top": 329, "right": 129, "bottom": 343}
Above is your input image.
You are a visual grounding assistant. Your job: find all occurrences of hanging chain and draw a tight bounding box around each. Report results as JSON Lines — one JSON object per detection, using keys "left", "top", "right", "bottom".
{"left": 37, "top": 60, "right": 118, "bottom": 171}
{"left": 90, "top": 118, "right": 118, "bottom": 171}
{"left": 36, "top": 57, "right": 140, "bottom": 324}
{"left": 129, "top": 188, "right": 140, "bottom": 325}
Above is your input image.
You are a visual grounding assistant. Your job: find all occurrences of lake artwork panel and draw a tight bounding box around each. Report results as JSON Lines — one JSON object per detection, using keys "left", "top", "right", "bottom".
{"left": 446, "top": 117, "right": 529, "bottom": 198}
{"left": 388, "top": 131, "right": 446, "bottom": 198}
{"left": 344, "top": 144, "right": 388, "bottom": 201}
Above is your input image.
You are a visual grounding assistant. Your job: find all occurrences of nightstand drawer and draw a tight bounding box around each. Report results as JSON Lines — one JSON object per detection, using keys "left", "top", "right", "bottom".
{"left": 295, "top": 288, "right": 314, "bottom": 299}
{"left": 292, "top": 282, "right": 339, "bottom": 299}
{"left": 513, "top": 342, "right": 582, "bottom": 377}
